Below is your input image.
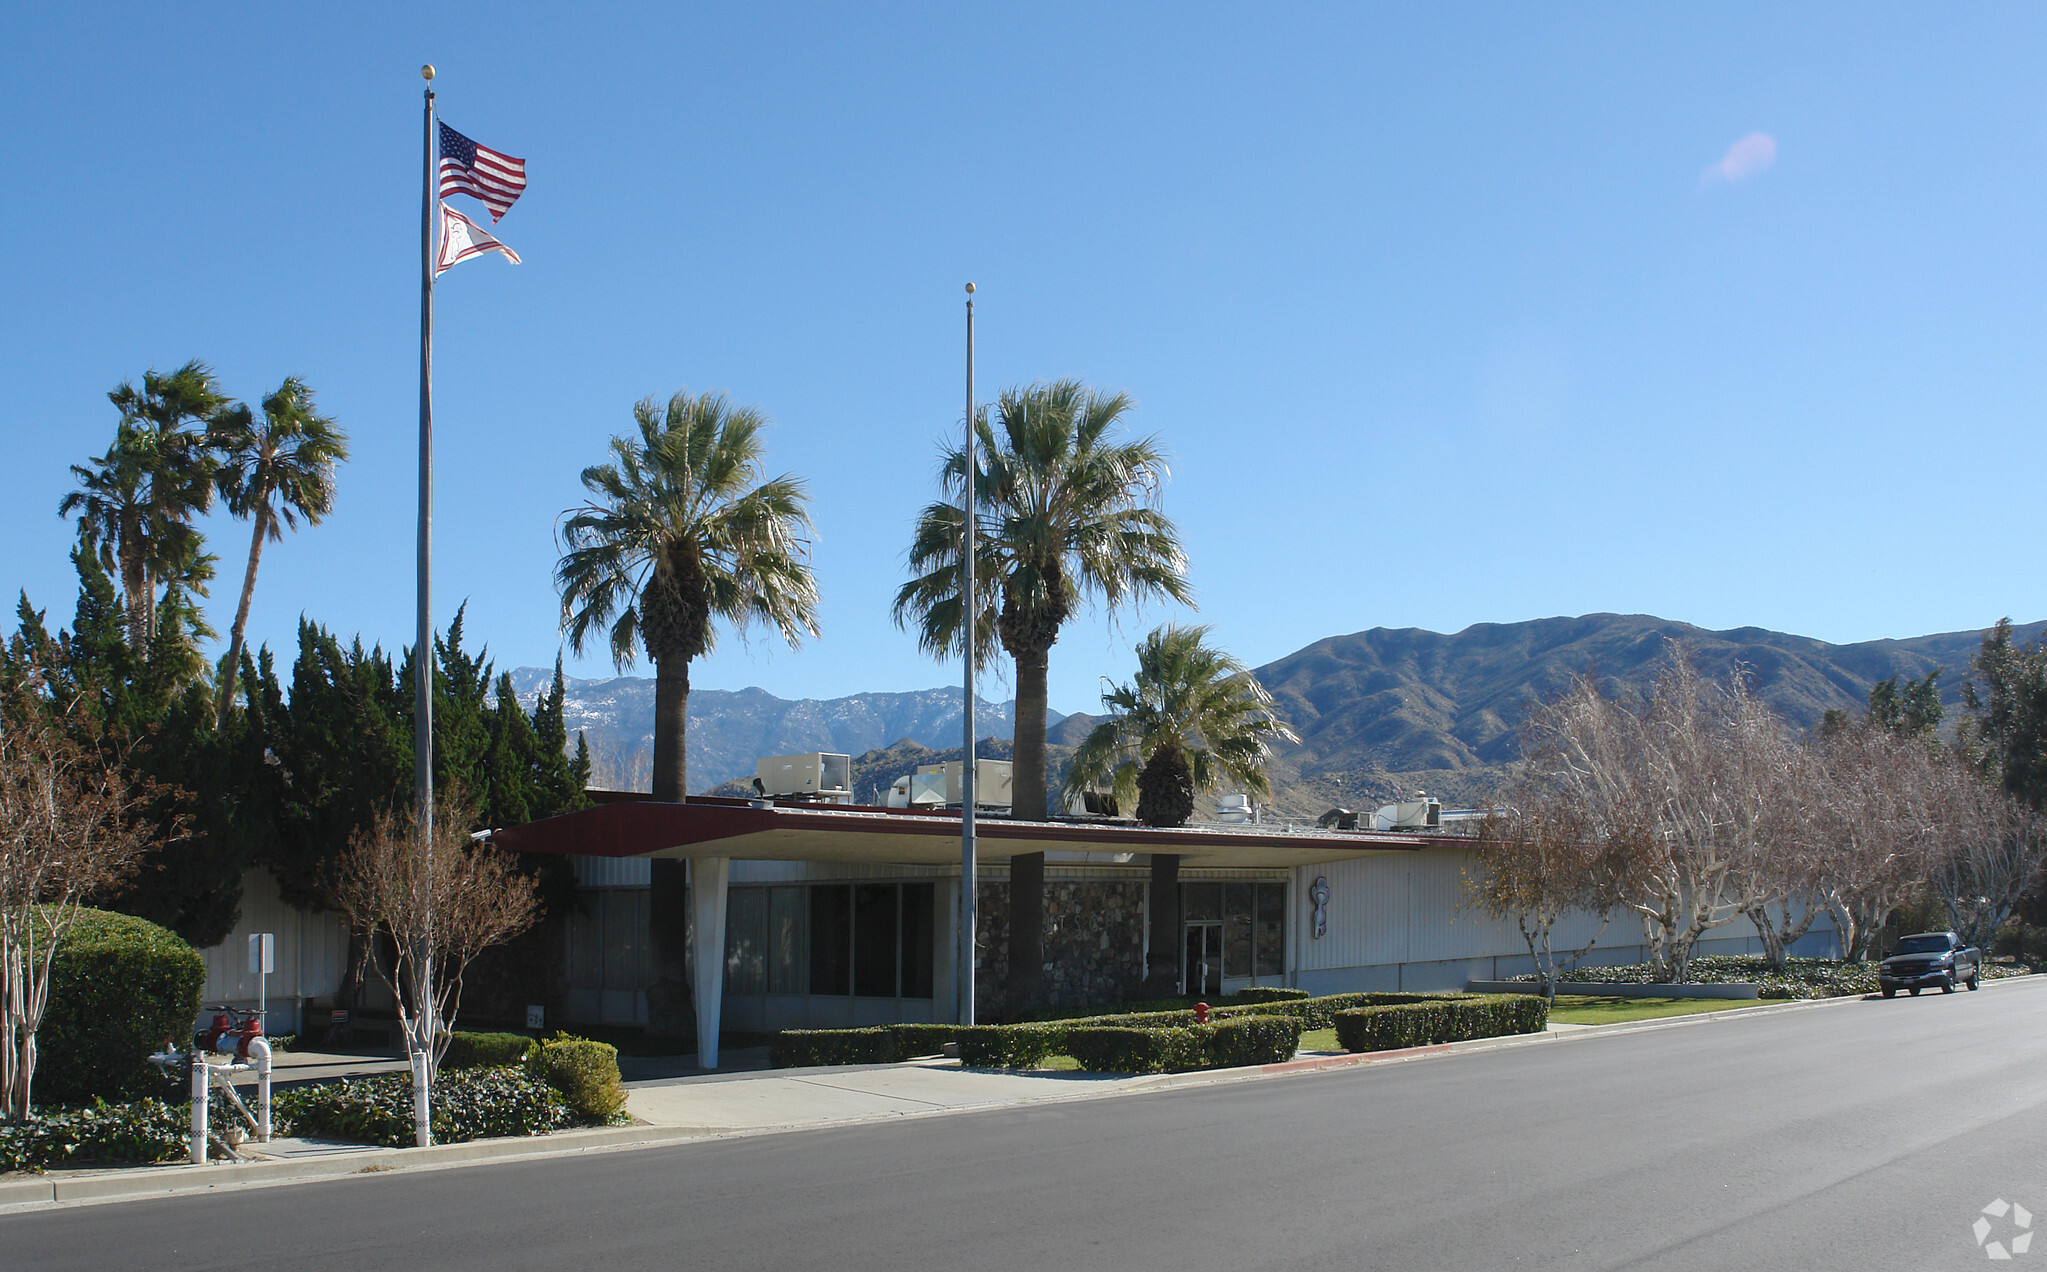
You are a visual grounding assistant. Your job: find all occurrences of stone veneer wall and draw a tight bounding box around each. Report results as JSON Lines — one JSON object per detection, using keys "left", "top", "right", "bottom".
{"left": 970, "top": 879, "right": 1147, "bottom": 1020}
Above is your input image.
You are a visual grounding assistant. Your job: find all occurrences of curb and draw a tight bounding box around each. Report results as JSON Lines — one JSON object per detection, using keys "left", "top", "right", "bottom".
{"left": 6, "top": 974, "right": 2036, "bottom": 1214}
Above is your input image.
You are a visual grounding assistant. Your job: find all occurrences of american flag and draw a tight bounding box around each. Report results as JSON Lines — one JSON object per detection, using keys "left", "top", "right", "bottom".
{"left": 438, "top": 122, "right": 526, "bottom": 221}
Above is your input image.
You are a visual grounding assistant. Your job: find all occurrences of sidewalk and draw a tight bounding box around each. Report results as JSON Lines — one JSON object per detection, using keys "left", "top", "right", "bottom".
{"left": 0, "top": 988, "right": 1925, "bottom": 1214}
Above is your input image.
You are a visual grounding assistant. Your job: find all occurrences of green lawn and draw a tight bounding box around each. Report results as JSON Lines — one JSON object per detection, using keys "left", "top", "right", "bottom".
{"left": 1544, "top": 995, "right": 1759, "bottom": 1025}
{"left": 1289, "top": 995, "right": 1755, "bottom": 1052}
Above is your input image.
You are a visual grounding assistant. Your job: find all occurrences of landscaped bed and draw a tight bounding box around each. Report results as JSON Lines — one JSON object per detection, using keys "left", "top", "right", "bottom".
{"left": 770, "top": 988, "right": 1551, "bottom": 1074}
{"left": 1506, "top": 955, "right": 2040, "bottom": 1001}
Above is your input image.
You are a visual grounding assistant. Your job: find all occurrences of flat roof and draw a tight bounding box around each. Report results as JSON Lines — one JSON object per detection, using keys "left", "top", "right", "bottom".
{"left": 486, "top": 794, "right": 1467, "bottom": 869}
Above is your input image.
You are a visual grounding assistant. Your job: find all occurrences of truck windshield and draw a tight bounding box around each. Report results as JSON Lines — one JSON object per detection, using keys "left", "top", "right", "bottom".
{"left": 1896, "top": 935, "right": 1953, "bottom": 954}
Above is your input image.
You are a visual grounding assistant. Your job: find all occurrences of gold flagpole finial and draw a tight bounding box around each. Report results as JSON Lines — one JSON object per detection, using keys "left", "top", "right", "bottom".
{"left": 421, "top": 64, "right": 436, "bottom": 81}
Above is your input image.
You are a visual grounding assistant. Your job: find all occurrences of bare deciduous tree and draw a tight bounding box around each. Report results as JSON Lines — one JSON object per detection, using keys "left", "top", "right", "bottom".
{"left": 1804, "top": 724, "right": 1943, "bottom": 962}
{"left": 1466, "top": 793, "right": 1631, "bottom": 998}
{"left": 1927, "top": 764, "right": 2047, "bottom": 950}
{"left": 330, "top": 788, "right": 541, "bottom": 1086}
{"left": 1526, "top": 645, "right": 1796, "bottom": 982}
{"left": 0, "top": 660, "right": 157, "bottom": 1122}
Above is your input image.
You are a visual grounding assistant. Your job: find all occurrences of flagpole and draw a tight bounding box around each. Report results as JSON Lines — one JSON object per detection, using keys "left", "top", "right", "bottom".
{"left": 417, "top": 72, "right": 437, "bottom": 847}
{"left": 959, "top": 282, "right": 977, "bottom": 1027}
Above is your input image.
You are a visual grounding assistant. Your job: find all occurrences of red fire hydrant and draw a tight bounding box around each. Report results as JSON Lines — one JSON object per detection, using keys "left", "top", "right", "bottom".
{"left": 1194, "top": 1001, "right": 1211, "bottom": 1024}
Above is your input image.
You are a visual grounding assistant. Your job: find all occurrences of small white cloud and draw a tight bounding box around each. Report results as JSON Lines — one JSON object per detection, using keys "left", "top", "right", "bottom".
{"left": 1702, "top": 132, "right": 1777, "bottom": 186}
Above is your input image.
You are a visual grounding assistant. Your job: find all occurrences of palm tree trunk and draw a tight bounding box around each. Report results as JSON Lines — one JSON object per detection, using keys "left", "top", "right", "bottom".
{"left": 1005, "top": 641, "right": 1052, "bottom": 1016}
{"left": 216, "top": 506, "right": 270, "bottom": 729}
{"left": 1006, "top": 850, "right": 1045, "bottom": 1018}
{"left": 646, "top": 653, "right": 694, "bottom": 1037}
{"left": 651, "top": 655, "right": 690, "bottom": 802}
{"left": 1144, "top": 854, "right": 1182, "bottom": 996}
{"left": 119, "top": 535, "right": 149, "bottom": 653}
{"left": 1011, "top": 644, "right": 1050, "bottom": 821}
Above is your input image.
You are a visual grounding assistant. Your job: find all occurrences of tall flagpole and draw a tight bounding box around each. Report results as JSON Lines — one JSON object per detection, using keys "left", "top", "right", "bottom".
{"left": 959, "top": 282, "right": 977, "bottom": 1027}
{"left": 417, "top": 67, "right": 437, "bottom": 847}
{"left": 409, "top": 63, "right": 440, "bottom": 1150}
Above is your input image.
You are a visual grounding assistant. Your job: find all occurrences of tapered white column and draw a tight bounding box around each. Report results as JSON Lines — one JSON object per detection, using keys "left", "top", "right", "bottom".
{"left": 691, "top": 857, "right": 731, "bottom": 1069}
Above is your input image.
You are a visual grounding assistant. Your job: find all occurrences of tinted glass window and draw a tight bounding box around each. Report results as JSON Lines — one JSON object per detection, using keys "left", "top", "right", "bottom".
{"left": 1183, "top": 882, "right": 1222, "bottom": 921}
{"left": 1223, "top": 883, "right": 1254, "bottom": 978}
{"left": 724, "top": 888, "right": 768, "bottom": 996}
{"left": 1255, "top": 882, "right": 1286, "bottom": 977}
{"left": 769, "top": 886, "right": 807, "bottom": 995}
{"left": 809, "top": 885, "right": 851, "bottom": 996}
{"left": 900, "top": 883, "right": 934, "bottom": 999}
{"left": 854, "top": 884, "right": 900, "bottom": 997}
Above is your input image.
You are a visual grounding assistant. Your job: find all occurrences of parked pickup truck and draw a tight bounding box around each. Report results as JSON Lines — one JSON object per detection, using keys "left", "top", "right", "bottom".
{"left": 1878, "top": 932, "right": 1982, "bottom": 997}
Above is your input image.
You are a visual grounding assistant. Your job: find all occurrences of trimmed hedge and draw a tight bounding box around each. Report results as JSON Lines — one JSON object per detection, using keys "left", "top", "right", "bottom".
{"left": 35, "top": 909, "right": 206, "bottom": 1105}
{"left": 1064, "top": 1015, "right": 1303, "bottom": 1074}
{"left": 956, "top": 1024, "right": 1060, "bottom": 1069}
{"left": 769, "top": 991, "right": 1482, "bottom": 1070}
{"left": 889, "top": 1023, "right": 960, "bottom": 1058}
{"left": 527, "top": 1037, "right": 626, "bottom": 1121}
{"left": 1065, "top": 1026, "right": 1197, "bottom": 1074}
{"left": 442, "top": 1031, "right": 537, "bottom": 1071}
{"left": 1227, "top": 986, "right": 1309, "bottom": 1004}
{"left": 772, "top": 1027, "right": 902, "bottom": 1068}
{"left": 1198, "top": 1015, "right": 1302, "bottom": 1068}
{"left": 1333, "top": 994, "right": 1548, "bottom": 1053}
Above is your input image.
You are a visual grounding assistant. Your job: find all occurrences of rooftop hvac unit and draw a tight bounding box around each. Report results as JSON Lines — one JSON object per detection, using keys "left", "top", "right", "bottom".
{"left": 755, "top": 753, "right": 853, "bottom": 802}
{"left": 913, "top": 759, "right": 1014, "bottom": 810}
{"left": 1372, "top": 796, "right": 1441, "bottom": 832}
{"left": 1215, "top": 794, "right": 1253, "bottom": 823}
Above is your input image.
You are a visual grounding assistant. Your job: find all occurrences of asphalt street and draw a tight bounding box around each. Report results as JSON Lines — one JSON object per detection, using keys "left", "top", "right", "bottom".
{"left": 6, "top": 979, "right": 2045, "bottom": 1271}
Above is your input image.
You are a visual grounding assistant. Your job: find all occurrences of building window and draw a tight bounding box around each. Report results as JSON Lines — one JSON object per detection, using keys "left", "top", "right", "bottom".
{"left": 809, "top": 884, "right": 852, "bottom": 996}
{"left": 769, "top": 886, "right": 807, "bottom": 994}
{"left": 725, "top": 887, "right": 769, "bottom": 995}
{"left": 1181, "top": 880, "right": 1288, "bottom": 982}
{"left": 566, "top": 890, "right": 649, "bottom": 994}
{"left": 727, "top": 881, "right": 936, "bottom": 1000}
{"left": 853, "top": 885, "right": 899, "bottom": 997}
{"left": 1255, "top": 882, "right": 1285, "bottom": 977}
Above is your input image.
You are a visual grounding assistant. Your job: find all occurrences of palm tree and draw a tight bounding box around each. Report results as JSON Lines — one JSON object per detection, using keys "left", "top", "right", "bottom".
{"left": 896, "top": 379, "right": 1191, "bottom": 1013}
{"left": 556, "top": 390, "right": 820, "bottom": 802}
{"left": 211, "top": 377, "right": 349, "bottom": 727}
{"left": 59, "top": 361, "right": 234, "bottom": 652}
{"left": 1066, "top": 624, "right": 1293, "bottom": 996}
{"left": 1064, "top": 624, "right": 1297, "bottom": 828}
{"left": 558, "top": 390, "right": 818, "bottom": 1040}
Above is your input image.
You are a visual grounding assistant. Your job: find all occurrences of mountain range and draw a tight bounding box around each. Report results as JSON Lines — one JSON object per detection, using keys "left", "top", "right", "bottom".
{"left": 505, "top": 670, "right": 1057, "bottom": 795}
{"left": 514, "top": 613, "right": 2044, "bottom": 816}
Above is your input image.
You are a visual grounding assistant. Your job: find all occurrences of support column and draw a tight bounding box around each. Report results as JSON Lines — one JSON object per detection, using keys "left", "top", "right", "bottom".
{"left": 1144, "top": 854, "right": 1181, "bottom": 996}
{"left": 691, "top": 857, "right": 730, "bottom": 1069}
{"left": 646, "top": 858, "right": 691, "bottom": 1037}
{"left": 1006, "top": 851, "right": 1045, "bottom": 1018}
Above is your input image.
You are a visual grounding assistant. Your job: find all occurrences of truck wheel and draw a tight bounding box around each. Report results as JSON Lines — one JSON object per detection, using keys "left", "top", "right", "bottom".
{"left": 1881, "top": 987, "right": 1896, "bottom": 999}
{"left": 1942, "top": 976, "right": 1957, "bottom": 993}
{"left": 1910, "top": 987, "right": 1921, "bottom": 996}
{"left": 1969, "top": 970, "right": 1981, "bottom": 990}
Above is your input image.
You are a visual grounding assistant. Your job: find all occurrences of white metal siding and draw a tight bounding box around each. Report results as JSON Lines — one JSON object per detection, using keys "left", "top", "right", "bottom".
{"left": 194, "top": 868, "right": 351, "bottom": 1033}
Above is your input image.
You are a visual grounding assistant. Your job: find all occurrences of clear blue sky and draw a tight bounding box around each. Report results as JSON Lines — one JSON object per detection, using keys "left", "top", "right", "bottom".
{"left": 4, "top": 5, "right": 2043, "bottom": 717}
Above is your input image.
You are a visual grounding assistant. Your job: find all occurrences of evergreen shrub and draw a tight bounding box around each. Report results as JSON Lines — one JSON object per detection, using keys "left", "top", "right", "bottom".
{"left": 771, "top": 1027, "right": 901, "bottom": 1068}
{"left": 274, "top": 1068, "right": 575, "bottom": 1148}
{"left": 35, "top": 909, "right": 206, "bottom": 1105}
{"left": 1227, "top": 986, "right": 1309, "bottom": 1004}
{"left": 1333, "top": 994, "right": 1547, "bottom": 1053}
{"left": 955, "top": 1024, "right": 1060, "bottom": 1068}
{"left": 527, "top": 1036, "right": 626, "bottom": 1121}
{"left": 0, "top": 1098, "right": 189, "bottom": 1173}
{"left": 442, "top": 1031, "right": 537, "bottom": 1070}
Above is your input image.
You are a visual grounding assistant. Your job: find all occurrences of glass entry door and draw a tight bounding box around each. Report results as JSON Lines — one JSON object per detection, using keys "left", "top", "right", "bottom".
{"left": 1183, "top": 921, "right": 1222, "bottom": 998}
